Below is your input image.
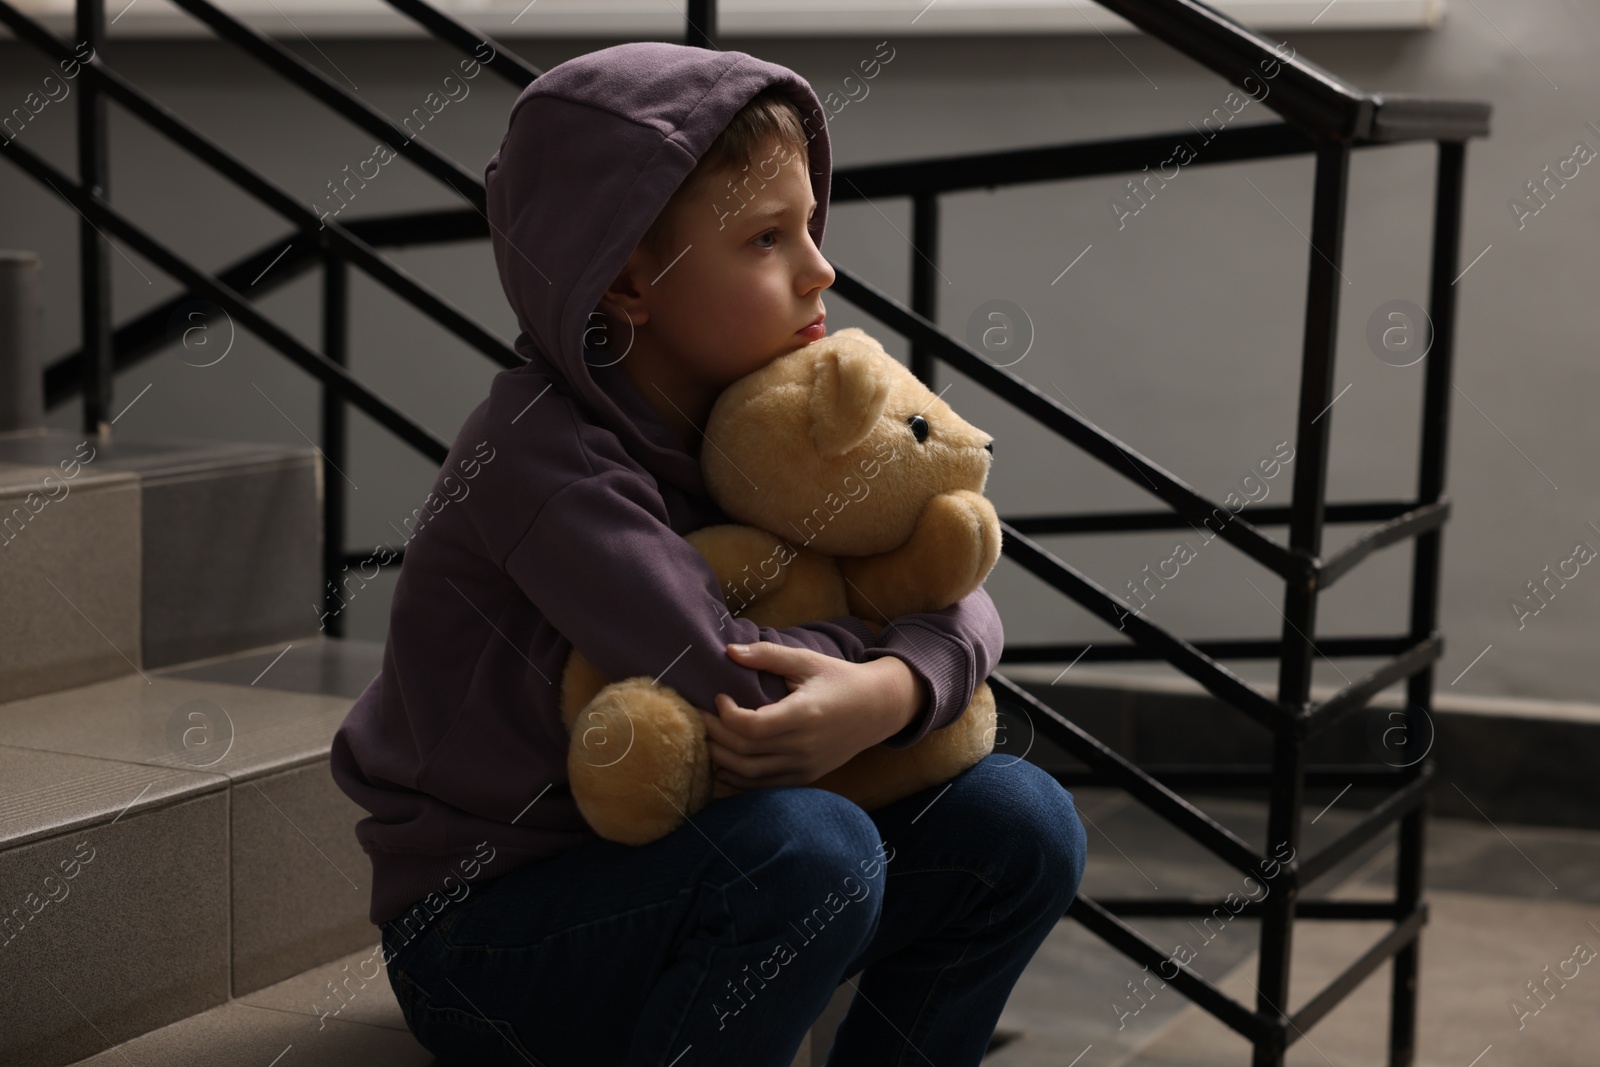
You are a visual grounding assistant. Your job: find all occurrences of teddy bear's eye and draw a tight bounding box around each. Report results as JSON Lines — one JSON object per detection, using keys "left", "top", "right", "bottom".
{"left": 907, "top": 414, "right": 929, "bottom": 443}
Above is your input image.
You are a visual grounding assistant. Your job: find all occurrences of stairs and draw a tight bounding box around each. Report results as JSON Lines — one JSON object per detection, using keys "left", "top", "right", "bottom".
{"left": 0, "top": 429, "right": 383, "bottom": 1066}
{"left": 0, "top": 428, "right": 853, "bottom": 1067}
{"left": 0, "top": 429, "right": 321, "bottom": 702}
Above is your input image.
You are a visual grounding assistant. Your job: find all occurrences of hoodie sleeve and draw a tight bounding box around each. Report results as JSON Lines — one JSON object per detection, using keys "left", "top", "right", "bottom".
{"left": 506, "top": 463, "right": 887, "bottom": 716}
{"left": 865, "top": 584, "right": 1004, "bottom": 750}
{"left": 504, "top": 463, "right": 1002, "bottom": 747}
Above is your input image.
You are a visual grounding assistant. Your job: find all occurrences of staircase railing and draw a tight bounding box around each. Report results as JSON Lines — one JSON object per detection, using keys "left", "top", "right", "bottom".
{"left": 822, "top": 8, "right": 1485, "bottom": 1065}
{"left": 1, "top": 2, "right": 1487, "bottom": 1064}
{"left": 0, "top": 0, "right": 540, "bottom": 626}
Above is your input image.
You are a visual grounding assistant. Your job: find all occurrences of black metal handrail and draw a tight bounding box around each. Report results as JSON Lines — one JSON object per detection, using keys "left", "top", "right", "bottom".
{"left": 0, "top": 0, "right": 528, "bottom": 380}
{"left": 815, "top": 8, "right": 1484, "bottom": 1065}
{"left": 160, "top": 0, "right": 493, "bottom": 205}
{"left": 40, "top": 208, "right": 489, "bottom": 408}
{"left": 832, "top": 267, "right": 1311, "bottom": 581}
{"left": 2, "top": 1, "right": 1487, "bottom": 1063}
{"left": 1093, "top": 0, "right": 1489, "bottom": 143}
{"left": 0, "top": 132, "right": 452, "bottom": 460}
{"left": 0, "top": 0, "right": 538, "bottom": 602}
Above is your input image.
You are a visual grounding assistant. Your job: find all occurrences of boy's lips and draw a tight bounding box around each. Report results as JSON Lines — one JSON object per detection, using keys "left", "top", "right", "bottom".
{"left": 796, "top": 314, "right": 825, "bottom": 335}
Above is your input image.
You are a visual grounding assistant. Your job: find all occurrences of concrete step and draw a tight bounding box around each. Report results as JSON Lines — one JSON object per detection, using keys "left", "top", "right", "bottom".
{"left": 0, "top": 636, "right": 382, "bottom": 1067}
{"left": 64, "top": 946, "right": 438, "bottom": 1067}
{"left": 0, "top": 634, "right": 850, "bottom": 1067}
{"left": 0, "top": 429, "right": 321, "bottom": 705}
{"left": 51, "top": 945, "right": 852, "bottom": 1066}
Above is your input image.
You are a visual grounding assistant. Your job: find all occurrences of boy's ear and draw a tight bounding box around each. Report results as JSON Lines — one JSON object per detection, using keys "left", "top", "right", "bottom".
{"left": 598, "top": 246, "right": 651, "bottom": 326}
{"left": 809, "top": 344, "right": 891, "bottom": 458}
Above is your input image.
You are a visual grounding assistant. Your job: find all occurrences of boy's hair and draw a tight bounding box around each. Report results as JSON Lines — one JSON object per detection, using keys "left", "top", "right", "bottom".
{"left": 639, "top": 85, "right": 811, "bottom": 260}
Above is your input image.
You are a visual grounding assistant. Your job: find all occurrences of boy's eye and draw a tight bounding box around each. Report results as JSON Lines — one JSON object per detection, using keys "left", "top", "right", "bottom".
{"left": 753, "top": 230, "right": 777, "bottom": 249}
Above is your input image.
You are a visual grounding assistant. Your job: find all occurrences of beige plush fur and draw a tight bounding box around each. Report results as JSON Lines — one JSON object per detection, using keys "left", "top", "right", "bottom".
{"left": 559, "top": 327, "right": 1002, "bottom": 845}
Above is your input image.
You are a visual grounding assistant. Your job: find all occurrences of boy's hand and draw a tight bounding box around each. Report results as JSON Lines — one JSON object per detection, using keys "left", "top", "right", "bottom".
{"left": 703, "top": 641, "right": 928, "bottom": 790}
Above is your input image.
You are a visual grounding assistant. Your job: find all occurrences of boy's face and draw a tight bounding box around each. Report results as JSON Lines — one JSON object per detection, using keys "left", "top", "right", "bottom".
{"left": 601, "top": 138, "right": 835, "bottom": 398}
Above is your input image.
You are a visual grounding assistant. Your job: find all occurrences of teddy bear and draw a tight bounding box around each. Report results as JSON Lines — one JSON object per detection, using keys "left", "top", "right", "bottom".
{"left": 558, "top": 327, "right": 1003, "bottom": 845}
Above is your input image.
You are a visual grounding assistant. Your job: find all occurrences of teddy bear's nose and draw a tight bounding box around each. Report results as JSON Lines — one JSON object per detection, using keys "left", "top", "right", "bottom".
{"left": 984, "top": 441, "right": 994, "bottom": 454}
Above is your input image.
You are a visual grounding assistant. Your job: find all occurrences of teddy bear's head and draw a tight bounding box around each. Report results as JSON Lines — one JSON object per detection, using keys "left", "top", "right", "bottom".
{"left": 701, "top": 327, "right": 994, "bottom": 557}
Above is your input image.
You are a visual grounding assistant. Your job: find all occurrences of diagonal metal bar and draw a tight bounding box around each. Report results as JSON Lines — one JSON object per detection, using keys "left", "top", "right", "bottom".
{"left": 378, "top": 0, "right": 542, "bottom": 88}
{"left": 1003, "top": 500, "right": 1417, "bottom": 536}
{"left": 1296, "top": 766, "right": 1433, "bottom": 887}
{"left": 1299, "top": 635, "right": 1443, "bottom": 738}
{"left": 43, "top": 235, "right": 315, "bottom": 408}
{"left": 0, "top": 3, "right": 520, "bottom": 373}
{"left": 1093, "top": 0, "right": 1374, "bottom": 141}
{"left": 1047, "top": 767, "right": 1414, "bottom": 791}
{"left": 1317, "top": 501, "right": 1449, "bottom": 590}
{"left": 1068, "top": 894, "right": 1270, "bottom": 1041}
{"left": 43, "top": 208, "right": 492, "bottom": 408}
{"left": 158, "top": 0, "right": 486, "bottom": 210}
{"left": 830, "top": 266, "right": 1308, "bottom": 581}
{"left": 992, "top": 673, "right": 1265, "bottom": 875}
{"left": 340, "top": 206, "right": 487, "bottom": 246}
{"left": 0, "top": 136, "right": 448, "bottom": 464}
{"left": 1289, "top": 904, "right": 1428, "bottom": 1037}
{"left": 1001, "top": 522, "right": 1286, "bottom": 730}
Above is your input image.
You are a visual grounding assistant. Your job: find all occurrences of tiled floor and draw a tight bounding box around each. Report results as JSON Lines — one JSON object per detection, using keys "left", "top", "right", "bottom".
{"left": 983, "top": 788, "right": 1600, "bottom": 1067}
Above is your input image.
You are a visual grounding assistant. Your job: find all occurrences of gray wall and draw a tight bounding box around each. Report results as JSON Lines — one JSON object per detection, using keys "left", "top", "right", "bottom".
{"left": 2, "top": 0, "right": 1595, "bottom": 706}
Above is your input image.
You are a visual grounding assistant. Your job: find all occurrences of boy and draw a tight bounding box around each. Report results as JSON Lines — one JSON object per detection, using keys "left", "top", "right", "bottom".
{"left": 332, "top": 40, "right": 1085, "bottom": 1066}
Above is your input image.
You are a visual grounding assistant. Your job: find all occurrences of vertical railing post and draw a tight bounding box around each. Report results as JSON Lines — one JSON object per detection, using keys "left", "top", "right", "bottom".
{"left": 1389, "top": 137, "right": 1466, "bottom": 1067}
{"left": 321, "top": 254, "right": 349, "bottom": 638}
{"left": 909, "top": 193, "right": 939, "bottom": 387}
{"left": 76, "top": 0, "right": 112, "bottom": 442}
{"left": 1256, "top": 139, "right": 1352, "bottom": 1067}
{"left": 686, "top": 0, "right": 716, "bottom": 49}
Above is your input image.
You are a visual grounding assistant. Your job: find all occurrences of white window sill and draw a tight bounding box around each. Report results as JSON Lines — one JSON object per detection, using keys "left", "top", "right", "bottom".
{"left": 4, "top": 0, "right": 1443, "bottom": 39}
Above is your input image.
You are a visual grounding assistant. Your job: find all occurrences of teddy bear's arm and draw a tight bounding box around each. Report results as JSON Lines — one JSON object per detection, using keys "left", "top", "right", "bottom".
{"left": 838, "top": 489, "right": 1001, "bottom": 623}
{"left": 684, "top": 524, "right": 794, "bottom": 605}
{"left": 686, "top": 524, "right": 852, "bottom": 628}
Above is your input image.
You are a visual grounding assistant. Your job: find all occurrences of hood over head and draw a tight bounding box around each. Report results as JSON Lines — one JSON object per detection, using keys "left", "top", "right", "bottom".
{"left": 484, "top": 42, "right": 833, "bottom": 498}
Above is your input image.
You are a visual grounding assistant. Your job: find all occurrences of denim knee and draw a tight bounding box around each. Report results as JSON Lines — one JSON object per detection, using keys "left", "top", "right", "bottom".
{"left": 1040, "top": 781, "right": 1089, "bottom": 910}
{"left": 732, "top": 787, "right": 888, "bottom": 909}
{"left": 967, "top": 756, "right": 1088, "bottom": 910}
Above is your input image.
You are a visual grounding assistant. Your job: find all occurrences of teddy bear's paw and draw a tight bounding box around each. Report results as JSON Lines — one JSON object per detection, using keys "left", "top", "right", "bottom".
{"left": 570, "top": 688, "right": 638, "bottom": 771}
{"left": 920, "top": 490, "right": 1002, "bottom": 597}
{"left": 567, "top": 678, "right": 715, "bottom": 846}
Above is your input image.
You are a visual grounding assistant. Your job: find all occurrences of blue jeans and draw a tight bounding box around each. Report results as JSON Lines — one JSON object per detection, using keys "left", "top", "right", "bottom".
{"left": 380, "top": 753, "right": 1087, "bottom": 1067}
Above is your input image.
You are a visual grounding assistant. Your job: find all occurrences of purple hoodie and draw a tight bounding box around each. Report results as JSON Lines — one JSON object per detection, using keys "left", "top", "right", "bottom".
{"left": 331, "top": 41, "right": 1005, "bottom": 926}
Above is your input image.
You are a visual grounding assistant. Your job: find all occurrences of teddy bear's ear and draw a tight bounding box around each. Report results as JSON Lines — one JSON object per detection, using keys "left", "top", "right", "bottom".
{"left": 809, "top": 340, "right": 891, "bottom": 458}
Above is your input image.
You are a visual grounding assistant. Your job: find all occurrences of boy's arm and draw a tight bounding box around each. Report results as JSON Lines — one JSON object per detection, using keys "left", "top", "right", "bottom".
{"left": 861, "top": 584, "right": 1005, "bottom": 751}
{"left": 502, "top": 467, "right": 884, "bottom": 715}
